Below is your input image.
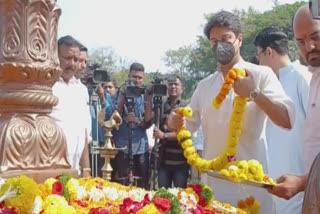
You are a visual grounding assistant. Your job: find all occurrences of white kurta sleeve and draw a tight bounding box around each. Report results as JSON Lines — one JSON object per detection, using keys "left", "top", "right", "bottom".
{"left": 258, "top": 66, "right": 295, "bottom": 129}
{"left": 186, "top": 83, "right": 202, "bottom": 133}
{"left": 298, "top": 70, "right": 311, "bottom": 117}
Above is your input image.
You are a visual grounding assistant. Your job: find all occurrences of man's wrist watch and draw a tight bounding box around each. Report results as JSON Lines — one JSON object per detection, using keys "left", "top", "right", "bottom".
{"left": 249, "top": 88, "right": 260, "bottom": 101}
{"left": 163, "top": 132, "right": 169, "bottom": 141}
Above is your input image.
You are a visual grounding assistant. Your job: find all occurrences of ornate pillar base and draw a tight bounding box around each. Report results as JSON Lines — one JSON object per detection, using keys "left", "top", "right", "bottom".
{"left": 1, "top": 168, "right": 78, "bottom": 183}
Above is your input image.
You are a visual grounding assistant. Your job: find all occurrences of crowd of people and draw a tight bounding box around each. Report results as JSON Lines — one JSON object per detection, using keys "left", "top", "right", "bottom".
{"left": 50, "top": 4, "right": 320, "bottom": 214}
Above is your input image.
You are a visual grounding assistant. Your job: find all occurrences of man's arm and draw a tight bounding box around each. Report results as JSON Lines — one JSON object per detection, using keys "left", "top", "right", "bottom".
{"left": 254, "top": 93, "right": 291, "bottom": 129}
{"left": 267, "top": 174, "right": 308, "bottom": 200}
{"left": 233, "top": 69, "right": 293, "bottom": 129}
{"left": 143, "top": 93, "right": 153, "bottom": 123}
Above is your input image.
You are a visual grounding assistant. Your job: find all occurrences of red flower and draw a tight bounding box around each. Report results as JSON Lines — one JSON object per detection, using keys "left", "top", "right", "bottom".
{"left": 0, "top": 208, "right": 18, "bottom": 214}
{"left": 188, "top": 184, "right": 203, "bottom": 195}
{"left": 75, "top": 200, "right": 88, "bottom": 207}
{"left": 89, "top": 208, "right": 100, "bottom": 214}
{"left": 198, "top": 195, "right": 207, "bottom": 207}
{"left": 153, "top": 197, "right": 172, "bottom": 213}
{"left": 52, "top": 181, "right": 64, "bottom": 195}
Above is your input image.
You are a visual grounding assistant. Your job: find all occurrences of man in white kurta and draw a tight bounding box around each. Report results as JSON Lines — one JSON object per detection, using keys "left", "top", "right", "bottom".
{"left": 186, "top": 59, "right": 294, "bottom": 213}
{"left": 254, "top": 27, "right": 311, "bottom": 214}
{"left": 52, "top": 77, "right": 87, "bottom": 170}
{"left": 168, "top": 11, "right": 295, "bottom": 213}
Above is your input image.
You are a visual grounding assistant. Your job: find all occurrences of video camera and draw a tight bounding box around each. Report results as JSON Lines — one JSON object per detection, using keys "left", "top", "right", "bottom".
{"left": 125, "top": 79, "right": 146, "bottom": 99}
{"left": 151, "top": 75, "right": 167, "bottom": 97}
{"left": 82, "top": 63, "right": 109, "bottom": 87}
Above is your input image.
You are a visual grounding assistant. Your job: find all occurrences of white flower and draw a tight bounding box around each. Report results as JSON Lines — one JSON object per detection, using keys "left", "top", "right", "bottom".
{"left": 77, "top": 186, "right": 88, "bottom": 200}
{"left": 168, "top": 188, "right": 180, "bottom": 196}
{"left": 212, "top": 200, "right": 237, "bottom": 213}
{"left": 128, "top": 189, "right": 146, "bottom": 202}
{"left": 89, "top": 187, "right": 105, "bottom": 202}
{"left": 228, "top": 165, "right": 239, "bottom": 171}
{"left": 31, "top": 196, "right": 43, "bottom": 214}
{"left": 0, "top": 185, "right": 17, "bottom": 203}
{"left": 103, "top": 187, "right": 119, "bottom": 201}
{"left": 0, "top": 178, "right": 5, "bottom": 190}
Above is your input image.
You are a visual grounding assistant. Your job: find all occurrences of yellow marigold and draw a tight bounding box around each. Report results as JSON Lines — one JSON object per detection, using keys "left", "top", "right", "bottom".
{"left": 44, "top": 178, "right": 57, "bottom": 193}
{"left": 227, "top": 136, "right": 239, "bottom": 147}
{"left": 66, "top": 178, "right": 80, "bottom": 201}
{"left": 225, "top": 146, "right": 237, "bottom": 156}
{"left": 228, "top": 128, "right": 242, "bottom": 137}
{"left": 233, "top": 68, "right": 246, "bottom": 77}
{"left": 177, "top": 129, "right": 192, "bottom": 142}
{"left": 183, "top": 146, "right": 196, "bottom": 158}
{"left": 0, "top": 175, "right": 41, "bottom": 214}
{"left": 136, "top": 204, "right": 161, "bottom": 214}
{"left": 212, "top": 98, "right": 222, "bottom": 109}
{"left": 43, "top": 195, "right": 76, "bottom": 214}
{"left": 181, "top": 139, "right": 193, "bottom": 149}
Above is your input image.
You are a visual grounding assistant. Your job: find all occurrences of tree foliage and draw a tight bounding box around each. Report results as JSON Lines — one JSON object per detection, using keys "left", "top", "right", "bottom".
{"left": 163, "top": 1, "right": 306, "bottom": 100}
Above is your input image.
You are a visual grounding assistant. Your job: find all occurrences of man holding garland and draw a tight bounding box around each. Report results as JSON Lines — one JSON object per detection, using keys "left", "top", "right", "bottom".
{"left": 168, "top": 11, "right": 294, "bottom": 214}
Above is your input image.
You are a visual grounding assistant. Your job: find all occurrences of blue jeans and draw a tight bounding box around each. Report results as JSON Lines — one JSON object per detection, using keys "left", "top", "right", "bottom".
{"left": 158, "top": 164, "right": 189, "bottom": 188}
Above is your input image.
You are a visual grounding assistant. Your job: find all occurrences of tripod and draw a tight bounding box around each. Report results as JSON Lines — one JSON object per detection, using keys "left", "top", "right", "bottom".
{"left": 118, "top": 96, "right": 141, "bottom": 186}
{"left": 150, "top": 95, "right": 164, "bottom": 190}
{"left": 89, "top": 90, "right": 100, "bottom": 177}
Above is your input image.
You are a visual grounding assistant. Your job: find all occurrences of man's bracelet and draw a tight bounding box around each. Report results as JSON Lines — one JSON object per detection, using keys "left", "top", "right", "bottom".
{"left": 82, "top": 167, "right": 91, "bottom": 172}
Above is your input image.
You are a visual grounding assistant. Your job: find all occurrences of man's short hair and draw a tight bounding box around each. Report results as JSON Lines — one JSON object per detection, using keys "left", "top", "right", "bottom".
{"left": 76, "top": 41, "right": 88, "bottom": 52}
{"left": 204, "top": 11, "right": 242, "bottom": 39}
{"left": 58, "top": 35, "right": 79, "bottom": 50}
{"left": 129, "top": 62, "right": 145, "bottom": 72}
{"left": 254, "top": 27, "right": 289, "bottom": 55}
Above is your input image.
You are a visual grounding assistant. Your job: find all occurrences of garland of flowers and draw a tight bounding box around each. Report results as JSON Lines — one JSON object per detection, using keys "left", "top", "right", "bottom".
{"left": 176, "top": 68, "right": 276, "bottom": 185}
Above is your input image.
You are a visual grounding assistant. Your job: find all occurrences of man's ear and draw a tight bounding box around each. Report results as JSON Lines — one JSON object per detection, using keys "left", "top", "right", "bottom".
{"left": 266, "top": 47, "right": 273, "bottom": 56}
{"left": 237, "top": 33, "right": 243, "bottom": 47}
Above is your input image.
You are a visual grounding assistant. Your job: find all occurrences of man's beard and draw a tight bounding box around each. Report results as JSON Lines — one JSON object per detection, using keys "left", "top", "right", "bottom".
{"left": 307, "top": 50, "right": 320, "bottom": 67}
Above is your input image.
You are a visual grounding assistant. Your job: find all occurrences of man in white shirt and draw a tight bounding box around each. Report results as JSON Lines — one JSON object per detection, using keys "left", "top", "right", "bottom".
{"left": 254, "top": 27, "right": 311, "bottom": 214}
{"left": 268, "top": 5, "right": 320, "bottom": 213}
{"left": 51, "top": 35, "right": 91, "bottom": 176}
{"left": 168, "top": 11, "right": 295, "bottom": 213}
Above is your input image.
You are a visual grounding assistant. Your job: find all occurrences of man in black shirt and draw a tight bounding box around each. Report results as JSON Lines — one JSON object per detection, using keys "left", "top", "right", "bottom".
{"left": 153, "top": 75, "right": 190, "bottom": 188}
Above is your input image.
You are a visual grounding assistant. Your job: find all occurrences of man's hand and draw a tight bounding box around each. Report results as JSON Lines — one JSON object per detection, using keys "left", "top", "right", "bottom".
{"left": 82, "top": 171, "right": 91, "bottom": 177}
{"left": 167, "top": 111, "right": 185, "bottom": 131}
{"left": 153, "top": 127, "right": 164, "bottom": 139}
{"left": 96, "top": 84, "right": 105, "bottom": 100}
{"left": 127, "top": 112, "right": 140, "bottom": 124}
{"left": 233, "top": 69, "right": 255, "bottom": 98}
{"left": 267, "top": 174, "right": 307, "bottom": 200}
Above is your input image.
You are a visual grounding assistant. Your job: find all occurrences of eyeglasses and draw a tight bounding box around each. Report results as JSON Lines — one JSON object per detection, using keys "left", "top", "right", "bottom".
{"left": 255, "top": 50, "right": 265, "bottom": 58}
{"left": 295, "top": 31, "right": 320, "bottom": 49}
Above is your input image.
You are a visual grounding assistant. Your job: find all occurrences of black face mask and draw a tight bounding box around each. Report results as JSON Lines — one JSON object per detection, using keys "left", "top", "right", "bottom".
{"left": 212, "top": 40, "right": 236, "bottom": 65}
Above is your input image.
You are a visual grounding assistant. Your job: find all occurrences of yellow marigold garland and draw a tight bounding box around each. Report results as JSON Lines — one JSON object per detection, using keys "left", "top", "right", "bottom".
{"left": 176, "top": 68, "right": 276, "bottom": 186}
{"left": 212, "top": 68, "right": 246, "bottom": 109}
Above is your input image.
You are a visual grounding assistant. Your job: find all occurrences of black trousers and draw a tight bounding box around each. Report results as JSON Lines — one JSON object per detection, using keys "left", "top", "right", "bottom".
{"left": 114, "top": 151, "right": 150, "bottom": 189}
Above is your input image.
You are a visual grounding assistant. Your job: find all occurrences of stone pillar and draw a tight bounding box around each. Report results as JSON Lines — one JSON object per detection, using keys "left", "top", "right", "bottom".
{"left": 0, "top": 0, "right": 77, "bottom": 181}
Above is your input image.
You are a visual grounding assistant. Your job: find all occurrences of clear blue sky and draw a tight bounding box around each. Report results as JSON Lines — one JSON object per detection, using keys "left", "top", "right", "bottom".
{"left": 58, "top": 0, "right": 306, "bottom": 72}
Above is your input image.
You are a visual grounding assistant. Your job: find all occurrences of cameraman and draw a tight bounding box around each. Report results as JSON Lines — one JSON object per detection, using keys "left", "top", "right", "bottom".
{"left": 113, "top": 62, "right": 153, "bottom": 189}
{"left": 153, "top": 75, "right": 189, "bottom": 188}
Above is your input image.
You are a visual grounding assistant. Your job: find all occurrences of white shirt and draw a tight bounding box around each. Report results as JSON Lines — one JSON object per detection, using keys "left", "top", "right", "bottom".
{"left": 51, "top": 77, "right": 88, "bottom": 170}
{"left": 266, "top": 62, "right": 311, "bottom": 214}
{"left": 186, "top": 59, "right": 295, "bottom": 214}
{"left": 303, "top": 66, "right": 320, "bottom": 170}
{"left": 75, "top": 79, "right": 92, "bottom": 141}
